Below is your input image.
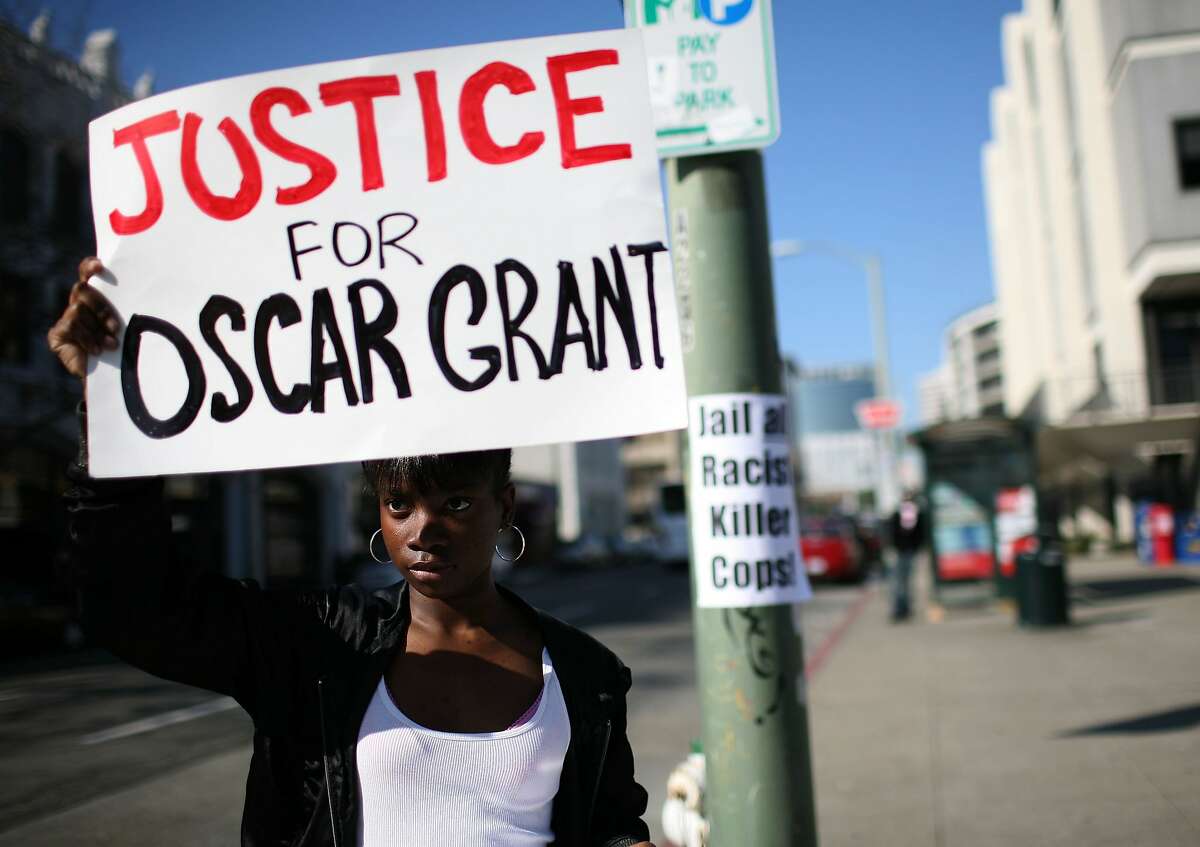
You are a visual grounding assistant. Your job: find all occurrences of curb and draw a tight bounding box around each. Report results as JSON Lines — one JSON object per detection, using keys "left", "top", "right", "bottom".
{"left": 805, "top": 586, "right": 874, "bottom": 679}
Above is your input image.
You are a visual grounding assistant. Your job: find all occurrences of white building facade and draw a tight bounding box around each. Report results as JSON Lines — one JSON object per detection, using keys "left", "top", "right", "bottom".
{"left": 918, "top": 303, "right": 1005, "bottom": 425}
{"left": 982, "top": 0, "right": 1200, "bottom": 540}
{"left": 918, "top": 365, "right": 955, "bottom": 426}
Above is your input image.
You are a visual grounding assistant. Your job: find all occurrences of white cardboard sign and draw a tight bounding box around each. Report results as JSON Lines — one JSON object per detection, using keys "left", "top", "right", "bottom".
{"left": 85, "top": 29, "right": 686, "bottom": 477}
{"left": 688, "top": 393, "right": 811, "bottom": 607}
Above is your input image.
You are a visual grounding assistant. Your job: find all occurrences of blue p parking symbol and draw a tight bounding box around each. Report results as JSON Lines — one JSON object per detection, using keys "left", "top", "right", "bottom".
{"left": 700, "top": 0, "right": 753, "bottom": 26}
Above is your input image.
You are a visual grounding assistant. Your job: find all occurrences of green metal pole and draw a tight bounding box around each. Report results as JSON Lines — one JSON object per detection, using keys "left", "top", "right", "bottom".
{"left": 667, "top": 150, "right": 818, "bottom": 846}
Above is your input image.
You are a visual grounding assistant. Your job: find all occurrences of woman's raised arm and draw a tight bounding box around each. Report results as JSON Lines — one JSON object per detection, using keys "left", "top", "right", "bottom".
{"left": 47, "top": 257, "right": 120, "bottom": 379}
{"left": 48, "top": 258, "right": 313, "bottom": 722}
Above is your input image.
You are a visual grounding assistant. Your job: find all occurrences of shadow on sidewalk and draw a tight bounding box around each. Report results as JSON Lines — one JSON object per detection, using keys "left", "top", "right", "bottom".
{"left": 1069, "top": 608, "right": 1152, "bottom": 628}
{"left": 1072, "top": 574, "right": 1200, "bottom": 602}
{"left": 1056, "top": 702, "right": 1200, "bottom": 737}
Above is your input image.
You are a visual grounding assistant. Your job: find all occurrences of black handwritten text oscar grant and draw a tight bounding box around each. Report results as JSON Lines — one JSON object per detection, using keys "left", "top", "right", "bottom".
{"left": 118, "top": 226, "right": 670, "bottom": 439}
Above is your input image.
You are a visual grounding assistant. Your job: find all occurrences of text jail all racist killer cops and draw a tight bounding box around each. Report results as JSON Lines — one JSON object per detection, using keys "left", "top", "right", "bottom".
{"left": 692, "top": 398, "right": 800, "bottom": 595}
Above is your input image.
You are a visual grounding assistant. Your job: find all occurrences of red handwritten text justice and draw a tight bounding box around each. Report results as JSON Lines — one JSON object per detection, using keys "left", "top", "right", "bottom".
{"left": 107, "top": 49, "right": 632, "bottom": 236}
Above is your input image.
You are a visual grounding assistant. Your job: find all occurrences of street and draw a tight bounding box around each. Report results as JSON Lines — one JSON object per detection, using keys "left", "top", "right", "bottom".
{"left": 0, "top": 563, "right": 866, "bottom": 846}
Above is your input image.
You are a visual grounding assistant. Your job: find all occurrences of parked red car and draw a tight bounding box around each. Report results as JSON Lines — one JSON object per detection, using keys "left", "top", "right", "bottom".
{"left": 800, "top": 516, "right": 864, "bottom": 582}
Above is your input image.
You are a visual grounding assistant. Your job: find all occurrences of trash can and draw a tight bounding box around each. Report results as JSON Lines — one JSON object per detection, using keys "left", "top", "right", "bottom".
{"left": 1014, "top": 538, "right": 1069, "bottom": 627}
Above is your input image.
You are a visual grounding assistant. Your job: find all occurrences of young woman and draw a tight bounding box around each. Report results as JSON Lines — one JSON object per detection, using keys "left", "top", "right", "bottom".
{"left": 49, "top": 258, "right": 655, "bottom": 847}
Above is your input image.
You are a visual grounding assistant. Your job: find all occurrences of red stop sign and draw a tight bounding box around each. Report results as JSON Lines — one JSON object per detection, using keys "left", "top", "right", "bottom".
{"left": 855, "top": 398, "right": 901, "bottom": 430}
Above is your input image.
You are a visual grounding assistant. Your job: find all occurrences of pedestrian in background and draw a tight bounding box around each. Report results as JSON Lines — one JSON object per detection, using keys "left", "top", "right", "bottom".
{"left": 888, "top": 491, "right": 926, "bottom": 622}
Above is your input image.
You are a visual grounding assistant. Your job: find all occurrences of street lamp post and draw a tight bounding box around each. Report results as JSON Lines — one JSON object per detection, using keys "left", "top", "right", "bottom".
{"left": 771, "top": 239, "right": 900, "bottom": 515}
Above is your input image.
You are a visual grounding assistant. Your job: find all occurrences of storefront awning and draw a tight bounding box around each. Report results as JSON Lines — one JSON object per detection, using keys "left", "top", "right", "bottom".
{"left": 1037, "top": 406, "right": 1200, "bottom": 484}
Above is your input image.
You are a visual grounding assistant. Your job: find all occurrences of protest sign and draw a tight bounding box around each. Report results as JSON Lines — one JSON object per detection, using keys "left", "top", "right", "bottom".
{"left": 85, "top": 29, "right": 686, "bottom": 477}
{"left": 687, "top": 393, "right": 811, "bottom": 608}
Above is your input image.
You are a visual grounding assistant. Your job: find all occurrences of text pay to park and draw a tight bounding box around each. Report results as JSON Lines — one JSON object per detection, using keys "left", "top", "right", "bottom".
{"left": 688, "top": 393, "right": 812, "bottom": 608}
{"left": 84, "top": 28, "right": 688, "bottom": 477}
{"left": 625, "top": 0, "right": 780, "bottom": 157}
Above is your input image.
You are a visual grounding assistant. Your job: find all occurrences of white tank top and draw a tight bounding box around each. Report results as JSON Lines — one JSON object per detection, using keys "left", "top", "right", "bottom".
{"left": 355, "top": 649, "right": 571, "bottom": 847}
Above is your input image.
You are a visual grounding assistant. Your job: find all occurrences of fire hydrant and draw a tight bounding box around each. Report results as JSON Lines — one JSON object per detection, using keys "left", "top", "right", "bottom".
{"left": 661, "top": 748, "right": 709, "bottom": 847}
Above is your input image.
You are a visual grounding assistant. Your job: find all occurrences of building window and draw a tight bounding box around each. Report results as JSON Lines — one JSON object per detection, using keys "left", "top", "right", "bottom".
{"left": 973, "top": 321, "right": 998, "bottom": 340}
{"left": 0, "top": 274, "right": 31, "bottom": 364}
{"left": 1146, "top": 299, "right": 1200, "bottom": 405}
{"left": 1176, "top": 119, "right": 1200, "bottom": 190}
{"left": 53, "top": 151, "right": 85, "bottom": 239}
{"left": 0, "top": 125, "right": 32, "bottom": 225}
{"left": 264, "top": 472, "right": 320, "bottom": 586}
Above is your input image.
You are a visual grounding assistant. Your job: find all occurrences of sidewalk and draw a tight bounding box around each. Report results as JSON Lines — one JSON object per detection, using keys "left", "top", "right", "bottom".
{"left": 808, "top": 554, "right": 1200, "bottom": 846}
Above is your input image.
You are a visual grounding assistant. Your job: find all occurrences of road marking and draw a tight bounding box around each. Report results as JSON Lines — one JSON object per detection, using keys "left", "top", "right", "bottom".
{"left": 6, "top": 670, "right": 108, "bottom": 687}
{"left": 80, "top": 696, "right": 239, "bottom": 745}
{"left": 804, "top": 587, "right": 874, "bottom": 680}
{"left": 552, "top": 602, "right": 593, "bottom": 620}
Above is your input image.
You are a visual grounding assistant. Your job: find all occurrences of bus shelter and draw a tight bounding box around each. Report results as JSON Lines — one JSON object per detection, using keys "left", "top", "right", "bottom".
{"left": 914, "top": 418, "right": 1041, "bottom": 606}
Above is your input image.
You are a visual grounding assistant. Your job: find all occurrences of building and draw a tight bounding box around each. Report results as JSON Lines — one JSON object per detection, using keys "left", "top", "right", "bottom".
{"left": 511, "top": 440, "right": 627, "bottom": 552}
{"left": 787, "top": 362, "right": 879, "bottom": 508}
{"left": 918, "top": 303, "right": 1005, "bottom": 425}
{"left": 947, "top": 303, "right": 1005, "bottom": 419}
{"left": 982, "top": 0, "right": 1200, "bottom": 542}
{"left": 918, "top": 365, "right": 955, "bottom": 426}
{"left": 621, "top": 429, "right": 683, "bottom": 529}
{"left": 1, "top": 17, "right": 131, "bottom": 584}
{"left": 0, "top": 17, "right": 367, "bottom": 593}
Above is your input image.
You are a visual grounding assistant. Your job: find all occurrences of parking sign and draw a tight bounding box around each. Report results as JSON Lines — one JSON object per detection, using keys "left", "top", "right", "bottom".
{"left": 625, "top": 0, "right": 780, "bottom": 157}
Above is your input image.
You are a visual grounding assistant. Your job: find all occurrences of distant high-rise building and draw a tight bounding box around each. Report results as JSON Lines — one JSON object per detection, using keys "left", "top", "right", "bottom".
{"left": 918, "top": 366, "right": 954, "bottom": 426}
{"left": 787, "top": 362, "right": 878, "bottom": 507}
{"left": 982, "top": 0, "right": 1200, "bottom": 542}
{"left": 918, "top": 303, "right": 1005, "bottom": 425}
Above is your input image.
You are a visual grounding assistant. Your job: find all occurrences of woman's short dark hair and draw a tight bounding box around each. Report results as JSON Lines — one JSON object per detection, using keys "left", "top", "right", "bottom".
{"left": 362, "top": 450, "right": 512, "bottom": 498}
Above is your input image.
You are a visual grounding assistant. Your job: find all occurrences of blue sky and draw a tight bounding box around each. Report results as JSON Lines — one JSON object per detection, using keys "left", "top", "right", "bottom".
{"left": 15, "top": 0, "right": 1021, "bottom": 425}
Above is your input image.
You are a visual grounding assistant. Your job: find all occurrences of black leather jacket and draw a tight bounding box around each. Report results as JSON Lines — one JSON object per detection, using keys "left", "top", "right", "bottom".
{"left": 63, "top": 463, "right": 650, "bottom": 846}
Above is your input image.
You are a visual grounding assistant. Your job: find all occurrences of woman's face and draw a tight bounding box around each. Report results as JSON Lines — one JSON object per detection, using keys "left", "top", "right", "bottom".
{"left": 376, "top": 475, "right": 515, "bottom": 600}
